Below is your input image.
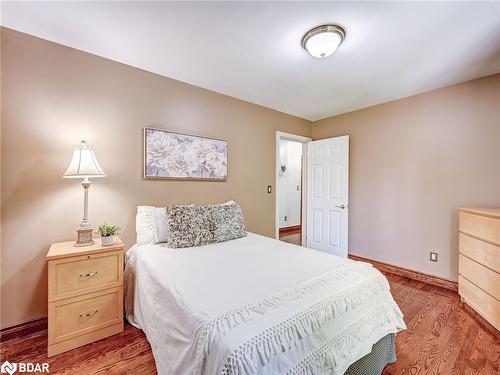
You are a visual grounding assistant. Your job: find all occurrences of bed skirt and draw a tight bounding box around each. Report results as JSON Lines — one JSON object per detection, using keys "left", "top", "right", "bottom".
{"left": 345, "top": 333, "right": 396, "bottom": 375}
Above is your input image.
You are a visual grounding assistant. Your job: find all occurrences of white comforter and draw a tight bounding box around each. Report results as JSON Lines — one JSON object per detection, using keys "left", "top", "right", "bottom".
{"left": 125, "top": 233, "right": 406, "bottom": 375}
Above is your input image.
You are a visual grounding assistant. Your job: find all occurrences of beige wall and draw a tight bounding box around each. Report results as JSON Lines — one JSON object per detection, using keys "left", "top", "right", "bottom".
{"left": 2, "top": 27, "right": 499, "bottom": 328}
{"left": 313, "top": 74, "right": 500, "bottom": 282}
{"left": 0, "top": 29, "right": 311, "bottom": 328}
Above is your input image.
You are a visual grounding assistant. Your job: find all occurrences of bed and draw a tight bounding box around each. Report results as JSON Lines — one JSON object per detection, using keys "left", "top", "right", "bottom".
{"left": 125, "top": 233, "right": 406, "bottom": 375}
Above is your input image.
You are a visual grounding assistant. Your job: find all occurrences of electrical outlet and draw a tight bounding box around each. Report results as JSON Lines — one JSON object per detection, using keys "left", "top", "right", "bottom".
{"left": 429, "top": 252, "right": 438, "bottom": 262}
{"left": 284, "top": 216, "right": 287, "bottom": 222}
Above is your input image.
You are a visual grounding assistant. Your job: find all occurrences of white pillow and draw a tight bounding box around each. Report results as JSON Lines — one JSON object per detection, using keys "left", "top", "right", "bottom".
{"left": 136, "top": 206, "right": 157, "bottom": 245}
{"left": 154, "top": 207, "right": 170, "bottom": 243}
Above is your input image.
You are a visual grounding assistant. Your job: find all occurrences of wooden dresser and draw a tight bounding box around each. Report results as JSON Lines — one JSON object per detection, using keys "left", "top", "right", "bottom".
{"left": 458, "top": 208, "right": 500, "bottom": 331}
{"left": 46, "top": 237, "right": 124, "bottom": 357}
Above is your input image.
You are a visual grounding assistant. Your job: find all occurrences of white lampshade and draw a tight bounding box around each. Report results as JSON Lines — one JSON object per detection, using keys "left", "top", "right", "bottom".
{"left": 63, "top": 140, "right": 106, "bottom": 178}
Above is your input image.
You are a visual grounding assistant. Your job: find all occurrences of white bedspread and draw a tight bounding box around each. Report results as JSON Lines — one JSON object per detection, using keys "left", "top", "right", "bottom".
{"left": 125, "top": 233, "right": 406, "bottom": 375}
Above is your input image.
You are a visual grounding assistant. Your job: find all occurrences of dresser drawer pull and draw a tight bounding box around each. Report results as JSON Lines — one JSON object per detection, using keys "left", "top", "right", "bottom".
{"left": 80, "top": 271, "right": 98, "bottom": 278}
{"left": 80, "top": 309, "right": 98, "bottom": 318}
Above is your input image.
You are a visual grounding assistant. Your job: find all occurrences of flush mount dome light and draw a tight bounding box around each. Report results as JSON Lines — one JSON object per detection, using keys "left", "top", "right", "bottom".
{"left": 301, "top": 24, "right": 346, "bottom": 59}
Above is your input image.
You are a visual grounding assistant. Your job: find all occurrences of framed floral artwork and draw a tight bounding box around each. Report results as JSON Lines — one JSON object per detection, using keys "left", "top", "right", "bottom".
{"left": 143, "top": 127, "right": 228, "bottom": 181}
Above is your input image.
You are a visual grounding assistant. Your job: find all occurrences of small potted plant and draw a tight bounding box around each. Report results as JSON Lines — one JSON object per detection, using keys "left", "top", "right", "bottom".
{"left": 97, "top": 223, "right": 120, "bottom": 246}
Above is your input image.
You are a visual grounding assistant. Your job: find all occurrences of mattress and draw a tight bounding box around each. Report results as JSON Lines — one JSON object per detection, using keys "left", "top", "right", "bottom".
{"left": 125, "top": 233, "right": 406, "bottom": 375}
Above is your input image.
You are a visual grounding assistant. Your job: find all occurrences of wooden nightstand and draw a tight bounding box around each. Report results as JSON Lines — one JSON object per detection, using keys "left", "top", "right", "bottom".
{"left": 46, "top": 237, "right": 125, "bottom": 357}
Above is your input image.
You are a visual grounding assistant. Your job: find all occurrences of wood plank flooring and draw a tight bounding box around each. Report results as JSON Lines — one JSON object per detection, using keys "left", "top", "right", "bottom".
{"left": 383, "top": 274, "right": 498, "bottom": 375}
{"left": 1, "top": 275, "right": 498, "bottom": 374}
{"left": 279, "top": 232, "right": 301, "bottom": 245}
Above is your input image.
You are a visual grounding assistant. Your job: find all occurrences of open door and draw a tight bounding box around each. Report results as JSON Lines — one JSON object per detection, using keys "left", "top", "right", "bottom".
{"left": 306, "top": 136, "right": 349, "bottom": 257}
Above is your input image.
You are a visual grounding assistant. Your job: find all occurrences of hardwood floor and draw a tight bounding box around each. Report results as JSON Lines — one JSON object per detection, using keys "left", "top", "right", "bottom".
{"left": 383, "top": 274, "right": 498, "bottom": 375}
{"left": 279, "top": 228, "right": 301, "bottom": 245}
{"left": 279, "top": 232, "right": 301, "bottom": 245}
{"left": 1, "top": 274, "right": 498, "bottom": 374}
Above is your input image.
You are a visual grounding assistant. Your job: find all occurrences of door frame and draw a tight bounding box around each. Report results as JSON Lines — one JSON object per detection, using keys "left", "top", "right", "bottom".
{"left": 275, "top": 131, "right": 311, "bottom": 246}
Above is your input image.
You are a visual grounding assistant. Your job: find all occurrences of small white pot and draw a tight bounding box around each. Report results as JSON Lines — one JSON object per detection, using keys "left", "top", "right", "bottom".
{"left": 101, "top": 236, "right": 114, "bottom": 246}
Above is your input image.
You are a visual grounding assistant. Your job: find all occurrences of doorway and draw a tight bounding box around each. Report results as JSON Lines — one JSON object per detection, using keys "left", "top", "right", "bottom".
{"left": 275, "top": 132, "right": 311, "bottom": 246}
{"left": 276, "top": 132, "right": 350, "bottom": 256}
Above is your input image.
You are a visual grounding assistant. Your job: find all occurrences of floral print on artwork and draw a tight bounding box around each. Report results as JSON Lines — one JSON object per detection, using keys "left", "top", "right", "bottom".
{"left": 145, "top": 128, "right": 227, "bottom": 180}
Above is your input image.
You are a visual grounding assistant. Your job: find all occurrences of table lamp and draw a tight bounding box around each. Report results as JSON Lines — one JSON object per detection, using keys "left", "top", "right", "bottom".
{"left": 63, "top": 140, "right": 106, "bottom": 246}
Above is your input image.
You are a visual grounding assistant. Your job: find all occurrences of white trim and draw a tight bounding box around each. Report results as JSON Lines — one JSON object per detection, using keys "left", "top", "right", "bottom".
{"left": 275, "top": 131, "right": 311, "bottom": 246}
{"left": 276, "top": 131, "right": 311, "bottom": 143}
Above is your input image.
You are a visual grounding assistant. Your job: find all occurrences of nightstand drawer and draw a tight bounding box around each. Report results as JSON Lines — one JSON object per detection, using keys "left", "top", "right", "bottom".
{"left": 48, "top": 250, "right": 123, "bottom": 301}
{"left": 48, "top": 287, "right": 123, "bottom": 345}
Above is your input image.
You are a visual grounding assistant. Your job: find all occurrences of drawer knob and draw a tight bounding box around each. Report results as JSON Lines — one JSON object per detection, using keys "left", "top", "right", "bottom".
{"left": 80, "top": 309, "right": 98, "bottom": 318}
{"left": 80, "top": 271, "right": 98, "bottom": 278}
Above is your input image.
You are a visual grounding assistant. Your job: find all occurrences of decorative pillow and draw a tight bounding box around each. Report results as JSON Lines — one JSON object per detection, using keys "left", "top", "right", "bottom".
{"left": 210, "top": 201, "right": 247, "bottom": 242}
{"left": 166, "top": 205, "right": 215, "bottom": 248}
{"left": 136, "top": 206, "right": 157, "bottom": 245}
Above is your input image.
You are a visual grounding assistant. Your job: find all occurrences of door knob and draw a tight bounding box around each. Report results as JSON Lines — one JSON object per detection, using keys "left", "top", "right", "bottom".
{"left": 336, "top": 204, "right": 346, "bottom": 209}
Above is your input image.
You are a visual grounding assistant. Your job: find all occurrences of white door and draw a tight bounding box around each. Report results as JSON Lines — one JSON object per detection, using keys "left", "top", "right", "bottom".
{"left": 306, "top": 136, "right": 349, "bottom": 256}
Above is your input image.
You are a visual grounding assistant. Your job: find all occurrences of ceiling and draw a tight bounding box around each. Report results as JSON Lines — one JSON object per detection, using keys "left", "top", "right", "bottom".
{"left": 2, "top": 1, "right": 500, "bottom": 121}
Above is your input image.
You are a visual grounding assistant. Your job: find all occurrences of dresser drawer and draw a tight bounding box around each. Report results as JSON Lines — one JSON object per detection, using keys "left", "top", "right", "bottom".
{"left": 459, "top": 275, "right": 500, "bottom": 330}
{"left": 459, "top": 233, "right": 500, "bottom": 273}
{"left": 48, "top": 287, "right": 123, "bottom": 345}
{"left": 48, "top": 250, "right": 123, "bottom": 301}
{"left": 459, "top": 254, "right": 500, "bottom": 300}
{"left": 459, "top": 211, "right": 500, "bottom": 246}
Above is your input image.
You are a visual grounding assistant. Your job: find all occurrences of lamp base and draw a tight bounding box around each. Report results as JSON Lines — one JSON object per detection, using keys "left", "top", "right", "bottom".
{"left": 75, "top": 227, "right": 95, "bottom": 247}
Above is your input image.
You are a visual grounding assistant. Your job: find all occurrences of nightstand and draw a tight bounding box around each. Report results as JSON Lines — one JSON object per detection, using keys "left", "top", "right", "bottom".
{"left": 46, "top": 237, "right": 125, "bottom": 357}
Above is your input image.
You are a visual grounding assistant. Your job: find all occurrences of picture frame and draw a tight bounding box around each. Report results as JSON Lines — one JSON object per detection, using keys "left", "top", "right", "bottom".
{"left": 143, "top": 127, "right": 228, "bottom": 181}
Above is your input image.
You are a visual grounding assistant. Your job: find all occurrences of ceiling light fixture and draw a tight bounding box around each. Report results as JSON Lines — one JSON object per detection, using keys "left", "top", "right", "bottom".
{"left": 301, "top": 24, "right": 346, "bottom": 59}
